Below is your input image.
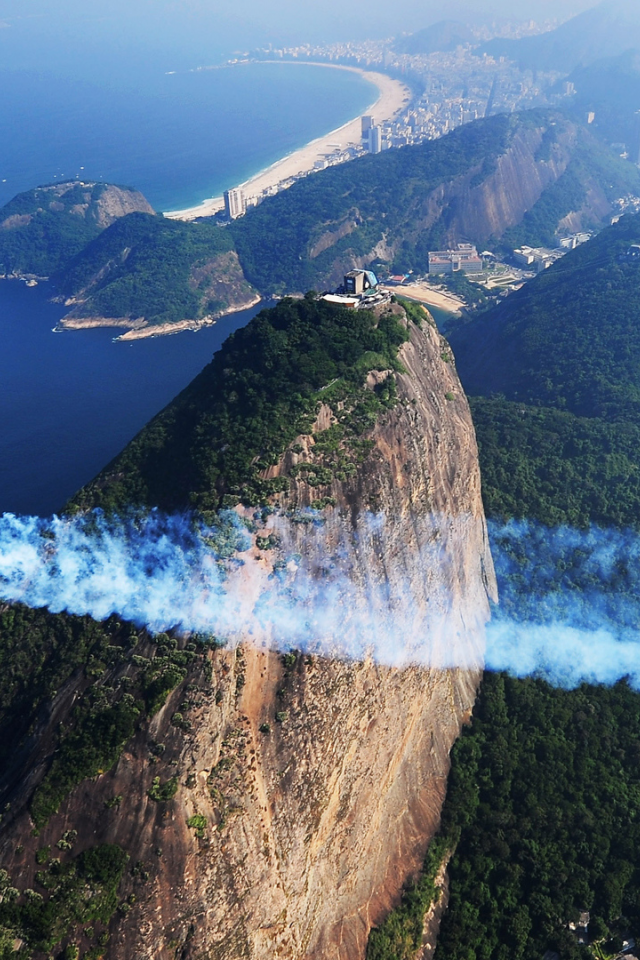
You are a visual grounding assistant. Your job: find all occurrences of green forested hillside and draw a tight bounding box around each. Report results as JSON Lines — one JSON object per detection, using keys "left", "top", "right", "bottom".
{"left": 436, "top": 674, "right": 640, "bottom": 960}
{"left": 368, "top": 209, "right": 640, "bottom": 960}
{"left": 450, "top": 214, "right": 640, "bottom": 421}
{"left": 231, "top": 113, "right": 514, "bottom": 292}
{"left": 230, "top": 110, "right": 639, "bottom": 293}
{"left": 58, "top": 212, "right": 256, "bottom": 326}
{"left": 0, "top": 181, "right": 153, "bottom": 277}
{"left": 68, "top": 296, "right": 409, "bottom": 514}
{"left": 468, "top": 398, "right": 640, "bottom": 529}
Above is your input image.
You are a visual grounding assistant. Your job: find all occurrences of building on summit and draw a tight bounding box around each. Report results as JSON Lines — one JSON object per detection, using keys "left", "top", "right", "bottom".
{"left": 344, "top": 269, "right": 379, "bottom": 295}
{"left": 428, "top": 243, "right": 483, "bottom": 275}
{"left": 322, "top": 269, "right": 389, "bottom": 309}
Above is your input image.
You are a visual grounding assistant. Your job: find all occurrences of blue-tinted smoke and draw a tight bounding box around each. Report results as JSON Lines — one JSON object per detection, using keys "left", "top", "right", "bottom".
{"left": 2, "top": 510, "right": 640, "bottom": 687}
{"left": 486, "top": 520, "right": 640, "bottom": 688}
{"left": 0, "top": 508, "right": 481, "bottom": 668}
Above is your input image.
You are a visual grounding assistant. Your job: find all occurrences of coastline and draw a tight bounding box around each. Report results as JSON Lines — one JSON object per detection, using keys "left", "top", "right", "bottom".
{"left": 164, "top": 63, "right": 411, "bottom": 221}
{"left": 55, "top": 295, "right": 263, "bottom": 340}
{"left": 387, "top": 283, "right": 465, "bottom": 314}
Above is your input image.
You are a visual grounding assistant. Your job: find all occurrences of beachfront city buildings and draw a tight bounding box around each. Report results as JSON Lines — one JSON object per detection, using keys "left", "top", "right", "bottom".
{"left": 224, "top": 188, "right": 246, "bottom": 220}
{"left": 253, "top": 17, "right": 575, "bottom": 156}
{"left": 367, "top": 126, "right": 383, "bottom": 154}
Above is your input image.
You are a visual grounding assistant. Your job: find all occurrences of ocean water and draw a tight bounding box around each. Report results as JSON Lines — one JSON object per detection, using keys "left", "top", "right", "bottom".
{"left": 0, "top": 281, "right": 268, "bottom": 516}
{"left": 0, "top": 61, "right": 377, "bottom": 516}
{"left": 0, "top": 62, "right": 376, "bottom": 211}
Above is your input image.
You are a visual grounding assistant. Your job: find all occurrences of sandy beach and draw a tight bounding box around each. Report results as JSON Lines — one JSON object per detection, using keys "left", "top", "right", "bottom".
{"left": 165, "top": 63, "right": 411, "bottom": 221}
{"left": 386, "top": 282, "right": 465, "bottom": 314}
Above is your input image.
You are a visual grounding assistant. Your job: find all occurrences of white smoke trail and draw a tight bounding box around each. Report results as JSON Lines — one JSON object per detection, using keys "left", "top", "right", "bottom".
{"left": 485, "top": 519, "right": 640, "bottom": 688}
{"left": 0, "top": 509, "right": 487, "bottom": 670}
{"left": 2, "top": 511, "right": 640, "bottom": 687}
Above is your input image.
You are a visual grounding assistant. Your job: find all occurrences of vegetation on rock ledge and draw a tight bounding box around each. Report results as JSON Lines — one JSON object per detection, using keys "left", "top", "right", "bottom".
{"left": 69, "top": 296, "right": 411, "bottom": 514}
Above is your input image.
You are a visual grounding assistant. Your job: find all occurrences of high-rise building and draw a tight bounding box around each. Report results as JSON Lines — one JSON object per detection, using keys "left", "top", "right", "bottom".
{"left": 367, "top": 126, "right": 382, "bottom": 155}
{"left": 224, "top": 188, "right": 245, "bottom": 220}
{"left": 361, "top": 115, "right": 373, "bottom": 137}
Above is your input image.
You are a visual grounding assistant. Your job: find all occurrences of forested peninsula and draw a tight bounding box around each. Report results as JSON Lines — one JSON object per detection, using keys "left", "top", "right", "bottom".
{"left": 2, "top": 107, "right": 639, "bottom": 336}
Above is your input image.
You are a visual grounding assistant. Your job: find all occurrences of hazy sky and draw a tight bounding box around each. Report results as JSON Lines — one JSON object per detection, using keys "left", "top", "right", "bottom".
{"left": 0, "top": 0, "right": 604, "bottom": 69}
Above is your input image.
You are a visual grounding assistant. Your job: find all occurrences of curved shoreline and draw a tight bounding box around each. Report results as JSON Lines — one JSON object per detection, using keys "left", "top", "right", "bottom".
{"left": 164, "top": 63, "right": 411, "bottom": 221}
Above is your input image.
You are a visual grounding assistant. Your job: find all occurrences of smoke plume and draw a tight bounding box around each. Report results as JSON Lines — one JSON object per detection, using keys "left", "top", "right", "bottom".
{"left": 486, "top": 519, "right": 640, "bottom": 687}
{"left": 0, "top": 508, "right": 485, "bottom": 669}
{"left": 1, "top": 510, "right": 640, "bottom": 687}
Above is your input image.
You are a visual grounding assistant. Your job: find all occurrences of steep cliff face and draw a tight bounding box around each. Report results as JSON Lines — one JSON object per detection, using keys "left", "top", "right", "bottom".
{"left": 437, "top": 123, "right": 576, "bottom": 248}
{"left": 231, "top": 111, "right": 640, "bottom": 295}
{"left": 0, "top": 310, "right": 495, "bottom": 959}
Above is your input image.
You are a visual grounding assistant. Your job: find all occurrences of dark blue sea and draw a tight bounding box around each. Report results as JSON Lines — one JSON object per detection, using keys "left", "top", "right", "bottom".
{"left": 0, "top": 63, "right": 375, "bottom": 211}
{"left": 0, "top": 281, "right": 270, "bottom": 516}
{"left": 0, "top": 62, "right": 375, "bottom": 516}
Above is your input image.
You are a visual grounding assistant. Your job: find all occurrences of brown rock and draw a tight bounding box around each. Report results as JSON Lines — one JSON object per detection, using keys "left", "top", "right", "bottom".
{"left": 0, "top": 315, "right": 496, "bottom": 959}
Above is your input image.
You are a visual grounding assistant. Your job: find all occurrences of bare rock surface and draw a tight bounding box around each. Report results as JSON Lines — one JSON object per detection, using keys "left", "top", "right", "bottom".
{"left": 0, "top": 315, "right": 496, "bottom": 959}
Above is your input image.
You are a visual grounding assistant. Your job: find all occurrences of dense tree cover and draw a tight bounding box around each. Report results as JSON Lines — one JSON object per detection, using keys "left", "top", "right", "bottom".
{"left": 436, "top": 674, "right": 640, "bottom": 960}
{"left": 230, "top": 113, "right": 515, "bottom": 292}
{"left": 69, "top": 297, "right": 410, "bottom": 514}
{"left": 469, "top": 398, "right": 640, "bottom": 529}
{"left": 0, "top": 843, "right": 128, "bottom": 957}
{"left": 450, "top": 214, "right": 640, "bottom": 421}
{"left": 58, "top": 212, "right": 244, "bottom": 326}
{"left": 0, "top": 182, "right": 141, "bottom": 277}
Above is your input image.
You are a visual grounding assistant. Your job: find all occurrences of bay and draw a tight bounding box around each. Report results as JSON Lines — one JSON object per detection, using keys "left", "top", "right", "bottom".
{"left": 0, "top": 62, "right": 376, "bottom": 212}
{"left": 0, "top": 281, "right": 268, "bottom": 517}
{"left": 0, "top": 60, "right": 377, "bottom": 516}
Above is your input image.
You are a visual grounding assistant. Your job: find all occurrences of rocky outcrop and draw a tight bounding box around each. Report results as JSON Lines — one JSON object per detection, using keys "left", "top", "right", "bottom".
{"left": 0, "top": 182, "right": 154, "bottom": 234}
{"left": 291, "top": 116, "right": 625, "bottom": 292}
{"left": 0, "top": 180, "right": 155, "bottom": 278}
{"left": 58, "top": 248, "right": 261, "bottom": 338}
{"left": 0, "top": 312, "right": 495, "bottom": 959}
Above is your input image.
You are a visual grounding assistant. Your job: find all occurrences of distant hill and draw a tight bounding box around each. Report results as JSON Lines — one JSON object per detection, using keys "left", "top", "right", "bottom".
{"left": 0, "top": 181, "right": 154, "bottom": 277}
{"left": 56, "top": 212, "right": 258, "bottom": 333}
{"left": 566, "top": 49, "right": 640, "bottom": 156}
{"left": 447, "top": 213, "right": 640, "bottom": 528}
{"left": 479, "top": 0, "right": 640, "bottom": 73}
{"left": 231, "top": 110, "right": 640, "bottom": 293}
{"left": 394, "top": 20, "right": 474, "bottom": 55}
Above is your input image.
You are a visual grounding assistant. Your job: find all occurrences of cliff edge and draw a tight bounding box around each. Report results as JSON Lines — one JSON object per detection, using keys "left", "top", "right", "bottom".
{"left": 0, "top": 300, "right": 495, "bottom": 960}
